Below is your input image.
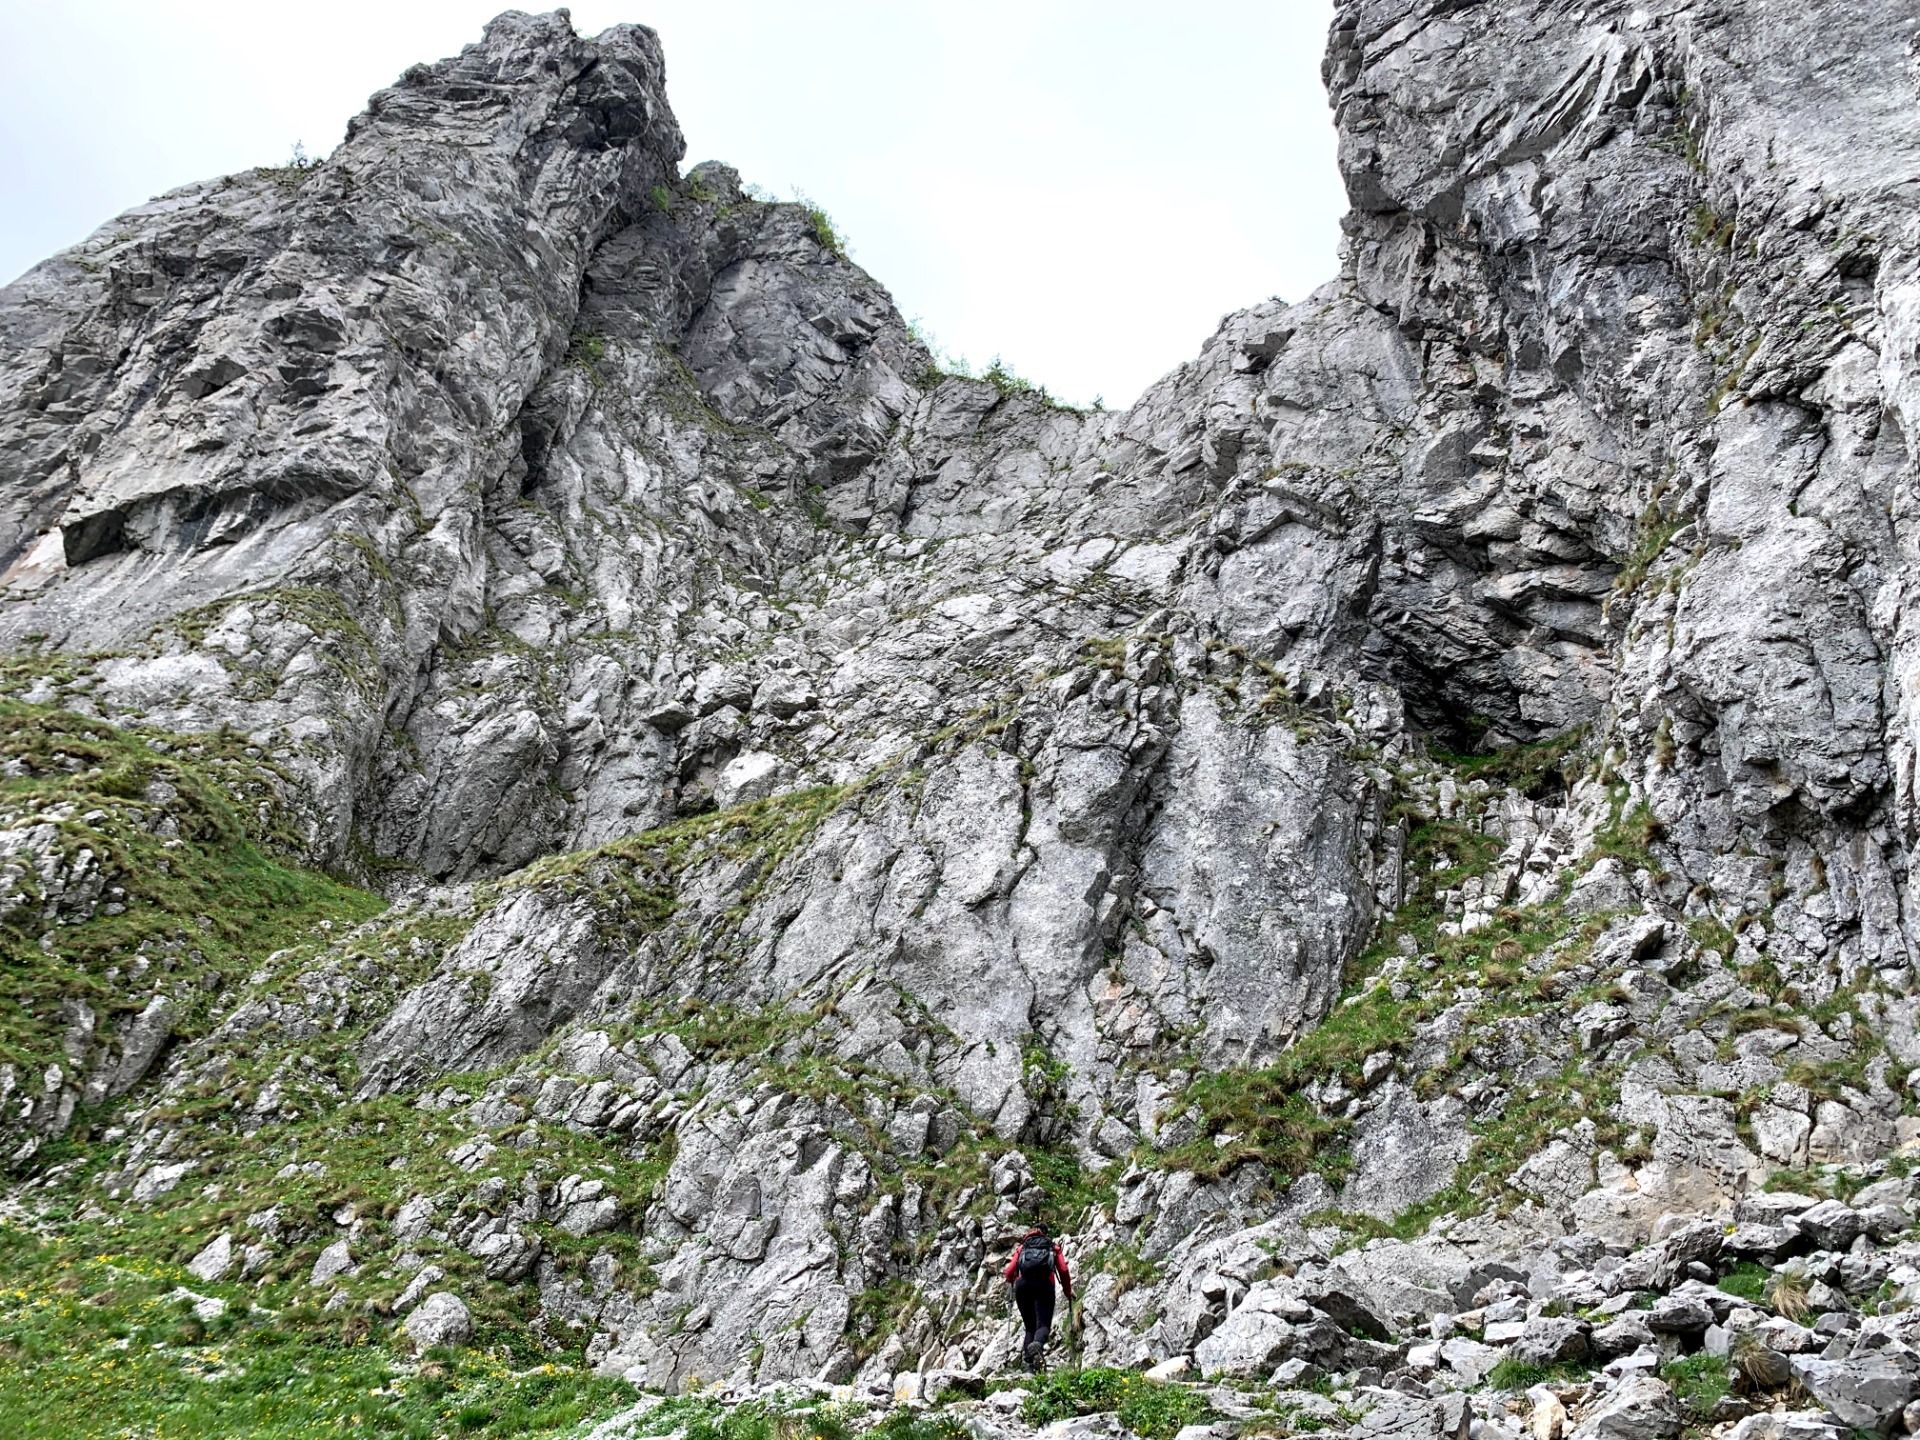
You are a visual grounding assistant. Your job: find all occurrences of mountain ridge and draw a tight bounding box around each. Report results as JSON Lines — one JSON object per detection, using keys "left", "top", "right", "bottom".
{"left": 4, "top": 4, "right": 1920, "bottom": 1437}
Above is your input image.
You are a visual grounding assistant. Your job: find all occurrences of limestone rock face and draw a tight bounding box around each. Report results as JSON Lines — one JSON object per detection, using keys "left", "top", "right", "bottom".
{"left": 4, "top": 0, "right": 1920, "bottom": 1412}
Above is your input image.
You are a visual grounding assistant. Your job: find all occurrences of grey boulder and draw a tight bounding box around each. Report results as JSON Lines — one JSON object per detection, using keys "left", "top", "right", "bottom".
{"left": 1790, "top": 1350, "right": 1920, "bottom": 1434}
{"left": 404, "top": 1292, "right": 474, "bottom": 1351}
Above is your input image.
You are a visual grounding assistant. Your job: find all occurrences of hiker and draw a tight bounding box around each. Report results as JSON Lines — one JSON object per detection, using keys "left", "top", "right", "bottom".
{"left": 1002, "top": 1222, "right": 1074, "bottom": 1371}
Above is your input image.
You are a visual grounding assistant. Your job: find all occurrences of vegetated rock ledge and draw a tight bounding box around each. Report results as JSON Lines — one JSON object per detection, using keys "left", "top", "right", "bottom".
{"left": 3, "top": 0, "right": 1920, "bottom": 1437}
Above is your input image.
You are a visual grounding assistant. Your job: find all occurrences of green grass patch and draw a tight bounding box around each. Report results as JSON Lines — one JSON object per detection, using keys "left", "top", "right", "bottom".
{"left": 847, "top": 1279, "right": 922, "bottom": 1365}
{"left": 519, "top": 782, "right": 860, "bottom": 916}
{"left": 866, "top": 1410, "right": 969, "bottom": 1440}
{"left": 1024, "top": 1142, "right": 1117, "bottom": 1232}
{"left": 1084, "top": 1242, "right": 1163, "bottom": 1297}
{"left": 1021, "top": 1368, "right": 1215, "bottom": 1440}
{"left": 1662, "top": 1353, "right": 1730, "bottom": 1416}
{"left": 633, "top": 1394, "right": 888, "bottom": 1440}
{"left": 1717, "top": 1261, "right": 1772, "bottom": 1303}
{"left": 1427, "top": 728, "right": 1587, "bottom": 799}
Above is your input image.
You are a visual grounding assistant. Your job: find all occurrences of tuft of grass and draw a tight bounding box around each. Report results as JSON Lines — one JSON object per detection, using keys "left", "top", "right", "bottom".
{"left": 1086, "top": 1242, "right": 1163, "bottom": 1298}
{"left": 1768, "top": 1271, "right": 1811, "bottom": 1321}
{"left": 568, "top": 331, "right": 609, "bottom": 380}
{"left": 1612, "top": 503, "right": 1686, "bottom": 595}
{"left": 846, "top": 1279, "right": 922, "bottom": 1364}
{"left": 1486, "top": 1357, "right": 1588, "bottom": 1391}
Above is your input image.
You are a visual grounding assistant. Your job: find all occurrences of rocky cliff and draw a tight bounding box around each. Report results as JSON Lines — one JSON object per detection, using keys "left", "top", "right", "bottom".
{"left": 4, "top": 4, "right": 1920, "bottom": 1438}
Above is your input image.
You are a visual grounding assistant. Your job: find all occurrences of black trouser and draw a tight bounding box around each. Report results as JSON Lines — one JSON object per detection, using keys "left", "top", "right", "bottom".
{"left": 1014, "top": 1272, "right": 1056, "bottom": 1357}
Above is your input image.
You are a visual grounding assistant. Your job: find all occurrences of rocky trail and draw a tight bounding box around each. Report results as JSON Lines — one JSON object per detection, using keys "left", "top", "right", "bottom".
{"left": 3, "top": 0, "right": 1920, "bottom": 1436}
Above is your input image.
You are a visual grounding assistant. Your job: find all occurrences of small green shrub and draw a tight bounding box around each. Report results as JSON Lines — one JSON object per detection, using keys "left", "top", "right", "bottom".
{"left": 255, "top": 141, "right": 321, "bottom": 190}
{"left": 977, "top": 356, "right": 1086, "bottom": 411}
{"left": 790, "top": 191, "right": 846, "bottom": 258}
{"left": 983, "top": 356, "right": 1037, "bottom": 397}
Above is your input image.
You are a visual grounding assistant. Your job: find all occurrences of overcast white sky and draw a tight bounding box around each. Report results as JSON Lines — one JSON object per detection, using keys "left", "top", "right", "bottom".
{"left": 0, "top": 2, "right": 1345, "bottom": 408}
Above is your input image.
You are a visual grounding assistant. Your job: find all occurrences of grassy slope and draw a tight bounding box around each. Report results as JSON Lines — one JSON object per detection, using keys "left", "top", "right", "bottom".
{"left": 0, "top": 698, "right": 387, "bottom": 1075}
{"left": 0, "top": 1223, "right": 633, "bottom": 1439}
{"left": 1, "top": 705, "right": 1841, "bottom": 1431}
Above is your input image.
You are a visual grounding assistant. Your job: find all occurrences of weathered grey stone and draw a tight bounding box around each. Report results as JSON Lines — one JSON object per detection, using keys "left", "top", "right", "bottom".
{"left": 104, "top": 995, "right": 176, "bottom": 1099}
{"left": 309, "top": 1240, "right": 354, "bottom": 1287}
{"left": 1753, "top": 1318, "right": 1822, "bottom": 1354}
{"left": 1645, "top": 1295, "right": 1714, "bottom": 1335}
{"left": 1736, "top": 1194, "right": 1824, "bottom": 1227}
{"left": 403, "top": 1292, "right": 473, "bottom": 1351}
{"left": 1791, "top": 1349, "right": 1920, "bottom": 1433}
{"left": 1441, "top": 1337, "right": 1504, "bottom": 1386}
{"left": 1511, "top": 1316, "right": 1591, "bottom": 1368}
{"left": 185, "top": 1232, "right": 234, "bottom": 1283}
{"left": 1860, "top": 1206, "right": 1911, "bottom": 1242}
{"left": 1298, "top": 1268, "right": 1395, "bottom": 1342}
{"left": 1724, "top": 1415, "right": 1845, "bottom": 1440}
{"left": 394, "top": 1265, "right": 447, "bottom": 1315}
{"left": 1721, "top": 1224, "right": 1798, "bottom": 1260}
{"left": 165, "top": 1287, "right": 227, "bottom": 1324}
{"left": 1795, "top": 1201, "right": 1868, "bottom": 1252}
{"left": 1566, "top": 1377, "right": 1681, "bottom": 1440}
{"left": 1592, "top": 1316, "right": 1657, "bottom": 1361}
